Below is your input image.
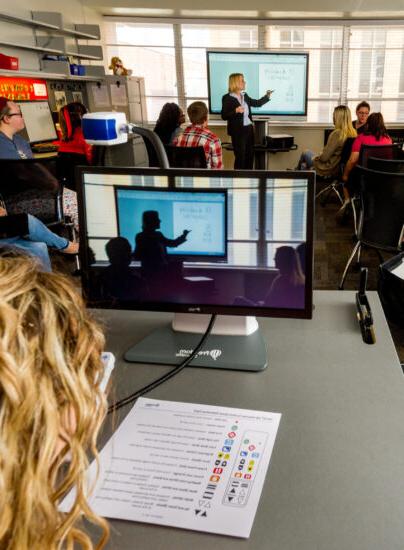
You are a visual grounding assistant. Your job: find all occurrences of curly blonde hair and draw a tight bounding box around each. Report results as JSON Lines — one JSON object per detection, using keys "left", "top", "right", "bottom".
{"left": 0, "top": 252, "right": 109, "bottom": 549}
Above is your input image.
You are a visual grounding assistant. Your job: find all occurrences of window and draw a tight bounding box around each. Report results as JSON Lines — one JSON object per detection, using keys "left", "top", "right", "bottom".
{"left": 347, "top": 27, "right": 404, "bottom": 113}
{"left": 181, "top": 24, "right": 257, "bottom": 101}
{"left": 104, "top": 18, "right": 404, "bottom": 123}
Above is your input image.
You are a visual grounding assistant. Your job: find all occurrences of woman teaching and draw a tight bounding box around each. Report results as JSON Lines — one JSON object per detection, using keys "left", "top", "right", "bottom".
{"left": 221, "top": 73, "right": 273, "bottom": 169}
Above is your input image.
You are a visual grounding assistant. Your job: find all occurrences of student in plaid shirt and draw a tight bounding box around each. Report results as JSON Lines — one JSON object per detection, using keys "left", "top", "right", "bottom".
{"left": 174, "top": 102, "right": 223, "bottom": 169}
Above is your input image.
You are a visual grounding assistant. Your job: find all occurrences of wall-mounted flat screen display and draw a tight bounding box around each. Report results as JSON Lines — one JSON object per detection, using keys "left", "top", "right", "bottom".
{"left": 207, "top": 50, "right": 309, "bottom": 120}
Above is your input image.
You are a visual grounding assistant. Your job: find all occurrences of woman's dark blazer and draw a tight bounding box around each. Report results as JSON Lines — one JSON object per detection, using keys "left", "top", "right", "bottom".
{"left": 221, "top": 93, "right": 270, "bottom": 136}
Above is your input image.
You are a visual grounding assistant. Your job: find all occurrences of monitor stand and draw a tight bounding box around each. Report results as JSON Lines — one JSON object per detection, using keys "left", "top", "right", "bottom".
{"left": 124, "top": 314, "right": 268, "bottom": 371}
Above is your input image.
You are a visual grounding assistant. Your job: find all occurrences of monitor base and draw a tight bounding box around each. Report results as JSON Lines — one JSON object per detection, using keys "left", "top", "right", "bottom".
{"left": 124, "top": 324, "right": 268, "bottom": 371}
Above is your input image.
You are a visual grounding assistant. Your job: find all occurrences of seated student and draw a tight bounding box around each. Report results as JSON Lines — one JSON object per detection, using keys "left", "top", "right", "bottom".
{"left": 58, "top": 102, "right": 93, "bottom": 164}
{"left": 234, "top": 245, "right": 305, "bottom": 309}
{"left": 102, "top": 236, "right": 145, "bottom": 301}
{"left": 0, "top": 252, "right": 109, "bottom": 548}
{"left": 0, "top": 96, "right": 78, "bottom": 230}
{"left": 340, "top": 112, "right": 392, "bottom": 209}
{"left": 57, "top": 102, "right": 93, "bottom": 191}
{"left": 174, "top": 101, "right": 223, "bottom": 169}
{"left": 264, "top": 246, "right": 305, "bottom": 309}
{"left": 353, "top": 101, "right": 370, "bottom": 135}
{"left": 0, "top": 206, "right": 78, "bottom": 271}
{"left": 154, "top": 102, "right": 185, "bottom": 145}
{"left": 296, "top": 105, "right": 357, "bottom": 178}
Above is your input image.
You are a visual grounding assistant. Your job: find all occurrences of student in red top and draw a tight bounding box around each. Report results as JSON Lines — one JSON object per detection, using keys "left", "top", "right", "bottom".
{"left": 340, "top": 112, "right": 392, "bottom": 207}
{"left": 58, "top": 102, "right": 93, "bottom": 165}
{"left": 56, "top": 102, "right": 93, "bottom": 229}
{"left": 174, "top": 102, "right": 223, "bottom": 169}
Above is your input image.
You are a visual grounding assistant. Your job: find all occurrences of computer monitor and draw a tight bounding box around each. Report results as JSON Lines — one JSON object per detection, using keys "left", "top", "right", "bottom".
{"left": 207, "top": 50, "right": 309, "bottom": 120}
{"left": 78, "top": 168, "right": 314, "bottom": 370}
{"left": 17, "top": 101, "right": 57, "bottom": 144}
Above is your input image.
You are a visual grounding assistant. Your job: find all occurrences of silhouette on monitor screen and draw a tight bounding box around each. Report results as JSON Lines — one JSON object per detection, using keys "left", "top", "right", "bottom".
{"left": 79, "top": 168, "right": 314, "bottom": 370}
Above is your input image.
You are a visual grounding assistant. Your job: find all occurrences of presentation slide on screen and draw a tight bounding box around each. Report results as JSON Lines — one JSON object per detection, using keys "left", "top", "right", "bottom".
{"left": 116, "top": 189, "right": 226, "bottom": 257}
{"left": 208, "top": 52, "right": 308, "bottom": 116}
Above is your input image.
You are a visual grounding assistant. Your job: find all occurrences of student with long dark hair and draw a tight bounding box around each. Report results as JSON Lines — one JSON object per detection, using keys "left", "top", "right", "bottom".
{"left": 58, "top": 101, "right": 93, "bottom": 165}
{"left": 341, "top": 112, "right": 392, "bottom": 207}
{"left": 153, "top": 102, "right": 185, "bottom": 145}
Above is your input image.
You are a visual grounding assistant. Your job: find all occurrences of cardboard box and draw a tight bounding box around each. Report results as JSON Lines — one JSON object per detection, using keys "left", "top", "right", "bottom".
{"left": 0, "top": 54, "right": 19, "bottom": 71}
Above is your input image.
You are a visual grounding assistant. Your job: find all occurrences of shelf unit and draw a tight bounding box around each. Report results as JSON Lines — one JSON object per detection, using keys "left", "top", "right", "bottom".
{"left": 0, "top": 40, "right": 63, "bottom": 55}
{"left": 0, "top": 12, "right": 100, "bottom": 39}
{"left": 0, "top": 10, "right": 104, "bottom": 73}
{"left": 0, "top": 67, "right": 104, "bottom": 82}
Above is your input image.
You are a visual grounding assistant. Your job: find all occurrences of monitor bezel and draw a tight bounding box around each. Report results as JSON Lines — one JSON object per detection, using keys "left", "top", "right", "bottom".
{"left": 113, "top": 185, "right": 228, "bottom": 262}
{"left": 206, "top": 49, "right": 309, "bottom": 118}
{"left": 78, "top": 167, "right": 314, "bottom": 320}
{"left": 17, "top": 100, "right": 58, "bottom": 145}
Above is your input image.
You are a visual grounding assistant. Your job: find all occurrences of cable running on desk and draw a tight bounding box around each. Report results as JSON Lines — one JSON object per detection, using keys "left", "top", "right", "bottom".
{"left": 107, "top": 314, "right": 217, "bottom": 413}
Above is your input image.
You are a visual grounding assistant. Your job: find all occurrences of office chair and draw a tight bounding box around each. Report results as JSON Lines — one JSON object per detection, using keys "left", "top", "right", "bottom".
{"left": 0, "top": 158, "right": 79, "bottom": 269}
{"left": 367, "top": 156, "right": 404, "bottom": 173}
{"left": 358, "top": 143, "right": 404, "bottom": 168}
{"left": 316, "top": 137, "right": 355, "bottom": 207}
{"left": 56, "top": 152, "right": 88, "bottom": 192}
{"left": 344, "top": 143, "right": 404, "bottom": 234}
{"left": 131, "top": 126, "right": 169, "bottom": 168}
{"left": 339, "top": 166, "right": 404, "bottom": 289}
{"left": 165, "top": 145, "right": 208, "bottom": 168}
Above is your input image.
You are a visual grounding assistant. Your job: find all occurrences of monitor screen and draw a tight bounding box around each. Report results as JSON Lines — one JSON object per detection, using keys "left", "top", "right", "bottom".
{"left": 207, "top": 50, "right": 309, "bottom": 119}
{"left": 17, "top": 101, "right": 57, "bottom": 144}
{"left": 79, "top": 168, "right": 314, "bottom": 319}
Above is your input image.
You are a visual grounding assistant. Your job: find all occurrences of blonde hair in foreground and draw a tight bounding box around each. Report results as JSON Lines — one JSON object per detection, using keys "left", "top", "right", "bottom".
{"left": 0, "top": 251, "right": 109, "bottom": 549}
{"left": 332, "top": 104, "right": 357, "bottom": 142}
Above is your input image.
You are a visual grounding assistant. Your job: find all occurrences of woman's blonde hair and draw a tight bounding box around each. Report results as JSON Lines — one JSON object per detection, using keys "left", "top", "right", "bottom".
{"left": 332, "top": 105, "right": 357, "bottom": 142}
{"left": 0, "top": 251, "right": 109, "bottom": 549}
{"left": 228, "top": 73, "right": 244, "bottom": 93}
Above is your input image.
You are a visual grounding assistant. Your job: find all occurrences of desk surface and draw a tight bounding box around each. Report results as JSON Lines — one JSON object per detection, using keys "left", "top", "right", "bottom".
{"left": 92, "top": 291, "right": 404, "bottom": 550}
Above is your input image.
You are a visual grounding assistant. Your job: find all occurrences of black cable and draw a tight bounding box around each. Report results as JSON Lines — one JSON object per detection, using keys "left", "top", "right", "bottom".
{"left": 107, "top": 314, "right": 217, "bottom": 414}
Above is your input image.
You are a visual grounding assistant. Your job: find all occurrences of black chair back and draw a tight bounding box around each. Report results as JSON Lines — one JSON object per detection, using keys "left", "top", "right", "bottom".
{"left": 131, "top": 126, "right": 169, "bottom": 168}
{"left": 165, "top": 145, "right": 207, "bottom": 168}
{"left": 56, "top": 152, "right": 88, "bottom": 192}
{"left": 0, "top": 158, "right": 63, "bottom": 224}
{"left": 367, "top": 156, "right": 404, "bottom": 173}
{"left": 357, "top": 166, "right": 404, "bottom": 252}
{"left": 341, "top": 137, "right": 355, "bottom": 166}
{"left": 358, "top": 143, "right": 403, "bottom": 167}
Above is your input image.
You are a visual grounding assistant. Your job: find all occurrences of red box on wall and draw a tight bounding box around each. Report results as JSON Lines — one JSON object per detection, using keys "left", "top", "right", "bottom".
{"left": 0, "top": 54, "right": 19, "bottom": 71}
